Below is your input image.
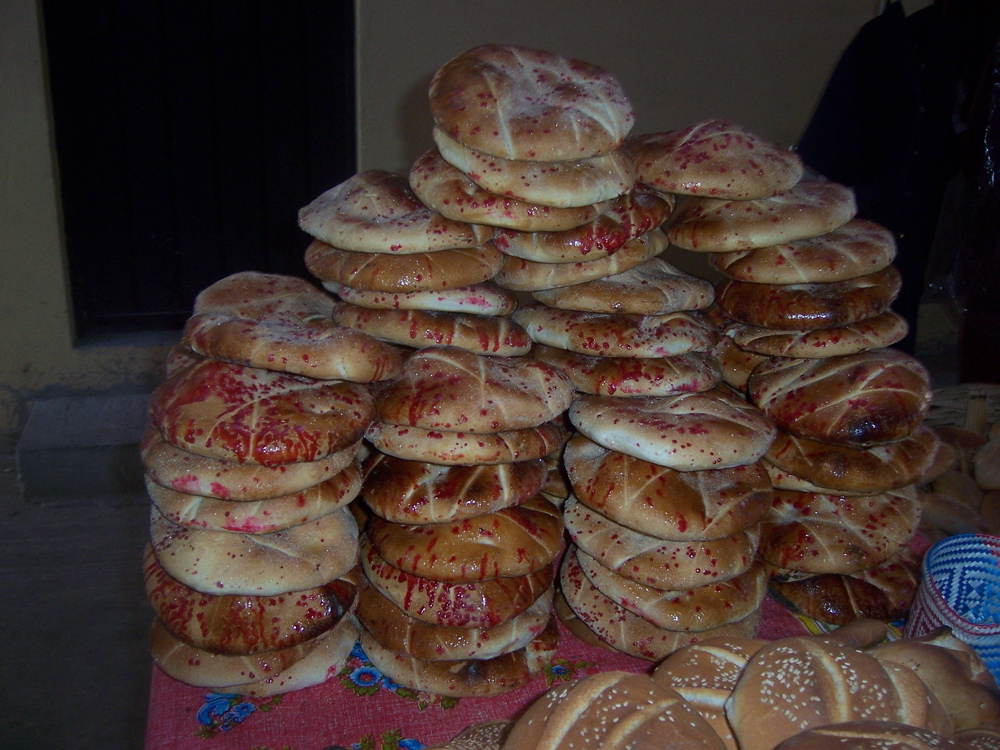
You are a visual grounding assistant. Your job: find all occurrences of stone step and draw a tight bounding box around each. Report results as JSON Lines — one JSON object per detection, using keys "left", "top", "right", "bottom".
{"left": 16, "top": 394, "right": 150, "bottom": 497}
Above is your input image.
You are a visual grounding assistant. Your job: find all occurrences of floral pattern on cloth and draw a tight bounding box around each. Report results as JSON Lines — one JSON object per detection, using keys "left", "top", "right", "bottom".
{"left": 196, "top": 692, "right": 283, "bottom": 736}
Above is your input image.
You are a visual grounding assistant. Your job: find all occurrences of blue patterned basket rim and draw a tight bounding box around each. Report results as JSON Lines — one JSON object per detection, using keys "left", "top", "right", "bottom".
{"left": 921, "top": 533, "right": 1000, "bottom": 636}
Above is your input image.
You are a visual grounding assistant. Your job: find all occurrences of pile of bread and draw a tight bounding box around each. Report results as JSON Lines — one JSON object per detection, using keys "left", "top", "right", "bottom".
{"left": 429, "top": 621, "right": 1000, "bottom": 750}
{"left": 138, "top": 41, "right": 996, "bottom": 707}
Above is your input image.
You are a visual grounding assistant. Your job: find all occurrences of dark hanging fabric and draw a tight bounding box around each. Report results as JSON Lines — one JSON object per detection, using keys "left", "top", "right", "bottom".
{"left": 796, "top": 0, "right": 962, "bottom": 354}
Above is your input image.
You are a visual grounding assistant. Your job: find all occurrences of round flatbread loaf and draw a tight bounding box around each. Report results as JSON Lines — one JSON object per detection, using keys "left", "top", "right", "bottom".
{"left": 569, "top": 388, "right": 776, "bottom": 471}
{"left": 711, "top": 334, "right": 770, "bottom": 393}
{"left": 145, "top": 460, "right": 362, "bottom": 534}
{"left": 564, "top": 434, "right": 772, "bottom": 540}
{"left": 726, "top": 637, "right": 952, "bottom": 750}
{"left": 429, "top": 44, "right": 634, "bottom": 161}
{"left": 322, "top": 280, "right": 517, "bottom": 315}
{"left": 357, "top": 579, "right": 552, "bottom": 661}
{"left": 365, "top": 419, "right": 567, "bottom": 466}
{"left": 531, "top": 257, "right": 714, "bottom": 314}
{"left": 532, "top": 345, "right": 721, "bottom": 397}
{"left": 557, "top": 548, "right": 762, "bottom": 662}
{"left": 140, "top": 427, "right": 360, "bottom": 501}
{"left": 625, "top": 120, "right": 803, "bottom": 200}
{"left": 367, "top": 495, "right": 564, "bottom": 582}
{"left": 410, "top": 149, "right": 611, "bottom": 233}
{"left": 721, "top": 310, "right": 908, "bottom": 358}
{"left": 433, "top": 126, "right": 636, "bottom": 208}
{"left": 360, "top": 536, "right": 553, "bottom": 629}
{"left": 192, "top": 270, "right": 336, "bottom": 318}
{"left": 502, "top": 668, "right": 729, "bottom": 750}
{"left": 359, "top": 618, "right": 558, "bottom": 698}
{"left": 298, "top": 170, "right": 493, "bottom": 253}
{"left": 491, "top": 188, "right": 674, "bottom": 263}
{"left": 758, "top": 488, "right": 921, "bottom": 577}
{"left": 361, "top": 452, "right": 547, "bottom": 524}
{"left": 768, "top": 545, "right": 921, "bottom": 626}
{"left": 763, "top": 462, "right": 867, "bottom": 496}
{"left": 577, "top": 547, "right": 767, "bottom": 632}
{"left": 765, "top": 424, "right": 941, "bottom": 494}
{"left": 514, "top": 304, "right": 718, "bottom": 358}
{"left": 372, "top": 346, "right": 574, "bottom": 433}
{"left": 144, "top": 544, "right": 357, "bottom": 654}
{"left": 564, "top": 496, "right": 759, "bottom": 590}
{"left": 148, "top": 358, "right": 374, "bottom": 466}
{"left": 494, "top": 228, "right": 668, "bottom": 291}
{"left": 714, "top": 265, "right": 902, "bottom": 331}
{"left": 332, "top": 303, "right": 532, "bottom": 357}
{"left": 305, "top": 238, "right": 503, "bottom": 293}
{"left": 150, "top": 504, "right": 359, "bottom": 596}
{"left": 667, "top": 181, "right": 857, "bottom": 252}
{"left": 770, "top": 721, "right": 955, "bottom": 750}
{"left": 748, "top": 350, "right": 932, "bottom": 447}
{"left": 708, "top": 218, "right": 897, "bottom": 283}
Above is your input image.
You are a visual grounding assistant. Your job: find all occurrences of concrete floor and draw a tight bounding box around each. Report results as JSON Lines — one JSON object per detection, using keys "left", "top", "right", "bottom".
{"left": 0, "top": 303, "right": 962, "bottom": 750}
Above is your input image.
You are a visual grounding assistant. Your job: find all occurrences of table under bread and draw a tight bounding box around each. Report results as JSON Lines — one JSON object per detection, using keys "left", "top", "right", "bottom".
{"left": 143, "top": 594, "right": 885, "bottom": 750}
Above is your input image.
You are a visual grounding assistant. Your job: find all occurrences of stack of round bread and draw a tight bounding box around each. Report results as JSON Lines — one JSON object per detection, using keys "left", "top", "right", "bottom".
{"left": 142, "top": 271, "right": 399, "bottom": 695}
{"left": 627, "top": 125, "right": 939, "bottom": 626}
{"left": 355, "top": 345, "right": 575, "bottom": 696}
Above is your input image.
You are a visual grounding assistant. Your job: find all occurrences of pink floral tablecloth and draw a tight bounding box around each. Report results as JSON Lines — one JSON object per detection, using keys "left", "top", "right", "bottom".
{"left": 143, "top": 595, "right": 821, "bottom": 750}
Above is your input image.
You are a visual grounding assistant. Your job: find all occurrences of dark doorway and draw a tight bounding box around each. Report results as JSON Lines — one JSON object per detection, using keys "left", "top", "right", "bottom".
{"left": 43, "top": 1, "right": 356, "bottom": 337}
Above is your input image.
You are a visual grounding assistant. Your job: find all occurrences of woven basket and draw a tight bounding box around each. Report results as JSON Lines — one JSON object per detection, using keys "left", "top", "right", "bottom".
{"left": 923, "top": 383, "right": 1000, "bottom": 436}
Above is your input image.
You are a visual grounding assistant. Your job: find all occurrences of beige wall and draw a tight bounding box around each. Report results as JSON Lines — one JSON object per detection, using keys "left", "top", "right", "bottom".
{"left": 1, "top": 0, "right": 888, "bottom": 446}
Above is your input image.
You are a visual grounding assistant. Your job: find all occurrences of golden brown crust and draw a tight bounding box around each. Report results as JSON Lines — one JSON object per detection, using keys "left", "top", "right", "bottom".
{"left": 564, "top": 434, "right": 772, "bottom": 540}
{"left": 323, "top": 280, "right": 517, "bottom": 315}
{"left": 715, "top": 266, "right": 902, "bottom": 331}
{"left": 429, "top": 44, "right": 634, "bottom": 162}
{"left": 298, "top": 170, "right": 494, "bottom": 253}
{"left": 305, "top": 238, "right": 503, "bottom": 293}
{"left": 667, "top": 181, "right": 857, "bottom": 252}
{"left": 721, "top": 310, "right": 908, "bottom": 358}
{"left": 624, "top": 120, "right": 803, "bottom": 200}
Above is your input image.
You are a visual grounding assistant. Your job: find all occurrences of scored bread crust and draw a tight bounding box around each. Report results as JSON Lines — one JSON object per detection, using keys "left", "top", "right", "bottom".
{"left": 514, "top": 304, "right": 719, "bottom": 359}
{"left": 748, "top": 350, "right": 932, "bottom": 448}
{"left": 360, "top": 536, "right": 554, "bottom": 629}
{"left": 429, "top": 44, "right": 635, "bottom": 162}
{"left": 494, "top": 228, "right": 668, "bottom": 291}
{"left": 569, "top": 388, "right": 776, "bottom": 471}
{"left": 361, "top": 452, "right": 547, "bottom": 524}
{"left": 714, "top": 265, "right": 902, "bottom": 331}
{"left": 365, "top": 419, "right": 568, "bottom": 466}
{"left": 531, "top": 257, "right": 715, "bottom": 315}
{"left": 491, "top": 188, "right": 674, "bottom": 263}
{"left": 433, "top": 126, "right": 637, "bottom": 208}
{"left": 298, "top": 170, "right": 493, "bottom": 253}
{"left": 770, "top": 721, "right": 954, "bottom": 750}
{"left": 625, "top": 120, "right": 803, "bottom": 200}
{"left": 140, "top": 428, "right": 360, "bottom": 501}
{"left": 564, "top": 434, "right": 772, "bottom": 540}
{"left": 148, "top": 358, "right": 374, "bottom": 466}
{"left": 721, "top": 310, "right": 908, "bottom": 358}
{"left": 667, "top": 181, "right": 857, "bottom": 252}
{"left": 322, "top": 280, "right": 517, "bottom": 315}
{"left": 758, "top": 488, "right": 921, "bottom": 577}
{"left": 305, "top": 238, "right": 503, "bottom": 293}
{"left": 708, "top": 218, "right": 897, "bottom": 284}
{"left": 145, "top": 460, "right": 362, "bottom": 534}
{"left": 150, "top": 504, "right": 359, "bottom": 596}
{"left": 357, "top": 580, "right": 553, "bottom": 662}
{"left": 499, "top": 667, "right": 729, "bottom": 750}
{"left": 372, "top": 346, "right": 575, "bottom": 433}
{"left": 532, "top": 345, "right": 721, "bottom": 397}
{"left": 332, "top": 303, "right": 532, "bottom": 357}
{"left": 367, "top": 495, "right": 564, "bottom": 582}
{"left": 564, "top": 496, "right": 759, "bottom": 590}
{"left": 725, "top": 637, "right": 953, "bottom": 750}
{"left": 765, "top": 424, "right": 941, "bottom": 494}
{"left": 144, "top": 544, "right": 357, "bottom": 654}
{"left": 359, "top": 617, "right": 558, "bottom": 698}
{"left": 410, "top": 149, "right": 612, "bottom": 233}
{"left": 576, "top": 548, "right": 767, "bottom": 632}
{"left": 557, "top": 549, "right": 762, "bottom": 662}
